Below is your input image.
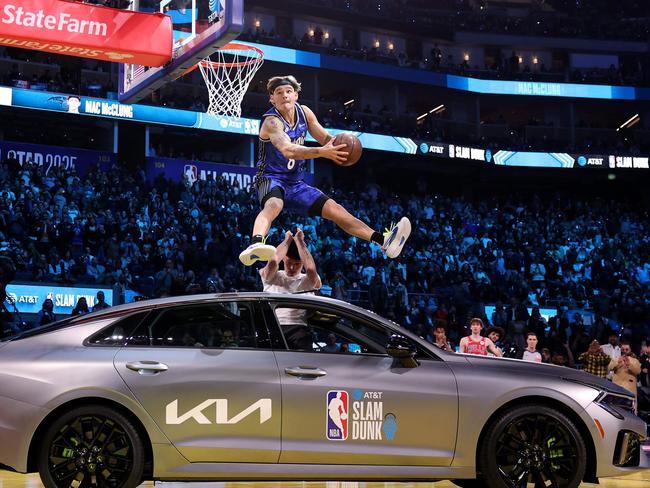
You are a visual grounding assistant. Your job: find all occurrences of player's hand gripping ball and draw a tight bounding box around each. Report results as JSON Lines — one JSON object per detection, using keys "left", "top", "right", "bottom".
{"left": 332, "top": 133, "right": 362, "bottom": 166}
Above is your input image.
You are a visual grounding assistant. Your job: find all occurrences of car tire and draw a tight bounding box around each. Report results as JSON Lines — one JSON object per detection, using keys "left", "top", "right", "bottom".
{"left": 38, "top": 405, "right": 145, "bottom": 488}
{"left": 478, "top": 404, "right": 587, "bottom": 488}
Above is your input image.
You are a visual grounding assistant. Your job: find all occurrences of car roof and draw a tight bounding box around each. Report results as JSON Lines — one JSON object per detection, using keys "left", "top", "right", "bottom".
{"left": 86, "top": 292, "right": 383, "bottom": 321}
{"left": 4, "top": 293, "right": 408, "bottom": 344}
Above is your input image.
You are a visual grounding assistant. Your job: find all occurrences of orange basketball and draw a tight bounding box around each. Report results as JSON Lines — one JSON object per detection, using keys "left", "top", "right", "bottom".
{"left": 332, "top": 133, "right": 362, "bottom": 166}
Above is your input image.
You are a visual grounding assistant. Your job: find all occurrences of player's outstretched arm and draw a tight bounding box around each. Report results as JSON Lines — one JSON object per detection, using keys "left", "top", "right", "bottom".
{"left": 302, "top": 105, "right": 332, "bottom": 145}
{"left": 260, "top": 231, "right": 293, "bottom": 282}
{"left": 293, "top": 229, "right": 322, "bottom": 289}
{"left": 264, "top": 116, "right": 348, "bottom": 163}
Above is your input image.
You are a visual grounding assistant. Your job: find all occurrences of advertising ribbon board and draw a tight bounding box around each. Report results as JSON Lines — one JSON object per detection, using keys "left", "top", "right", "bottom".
{"left": 6, "top": 283, "right": 113, "bottom": 315}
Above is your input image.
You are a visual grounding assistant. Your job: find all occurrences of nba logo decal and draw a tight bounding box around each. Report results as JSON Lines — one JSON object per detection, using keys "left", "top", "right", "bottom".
{"left": 326, "top": 390, "right": 348, "bottom": 440}
{"left": 183, "top": 165, "right": 198, "bottom": 184}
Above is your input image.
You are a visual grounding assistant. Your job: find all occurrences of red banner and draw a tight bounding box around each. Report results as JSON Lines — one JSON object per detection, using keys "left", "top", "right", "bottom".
{"left": 0, "top": 0, "right": 172, "bottom": 66}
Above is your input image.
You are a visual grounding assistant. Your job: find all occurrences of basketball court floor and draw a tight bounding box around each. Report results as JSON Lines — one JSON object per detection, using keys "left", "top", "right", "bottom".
{"left": 1, "top": 472, "right": 649, "bottom": 488}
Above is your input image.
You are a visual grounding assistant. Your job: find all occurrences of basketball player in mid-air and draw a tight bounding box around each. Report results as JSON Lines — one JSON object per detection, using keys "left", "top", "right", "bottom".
{"left": 239, "top": 75, "right": 411, "bottom": 265}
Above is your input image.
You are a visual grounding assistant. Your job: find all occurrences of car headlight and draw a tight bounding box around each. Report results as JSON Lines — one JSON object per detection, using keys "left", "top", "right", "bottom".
{"left": 596, "top": 392, "right": 636, "bottom": 420}
{"left": 562, "top": 377, "right": 636, "bottom": 419}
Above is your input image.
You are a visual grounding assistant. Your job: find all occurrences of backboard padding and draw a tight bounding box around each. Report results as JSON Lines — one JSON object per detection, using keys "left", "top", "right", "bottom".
{"left": 119, "top": 0, "right": 243, "bottom": 104}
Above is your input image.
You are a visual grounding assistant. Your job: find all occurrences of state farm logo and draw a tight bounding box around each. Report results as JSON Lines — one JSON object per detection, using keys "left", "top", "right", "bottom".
{"left": 2, "top": 4, "right": 108, "bottom": 37}
{"left": 105, "top": 52, "right": 134, "bottom": 61}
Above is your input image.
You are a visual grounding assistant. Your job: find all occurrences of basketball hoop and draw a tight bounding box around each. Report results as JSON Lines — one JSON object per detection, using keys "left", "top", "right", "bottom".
{"left": 196, "top": 43, "right": 264, "bottom": 118}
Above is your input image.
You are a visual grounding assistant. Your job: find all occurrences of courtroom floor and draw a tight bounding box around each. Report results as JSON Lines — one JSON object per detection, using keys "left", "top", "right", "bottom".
{"left": 1, "top": 472, "right": 650, "bottom": 488}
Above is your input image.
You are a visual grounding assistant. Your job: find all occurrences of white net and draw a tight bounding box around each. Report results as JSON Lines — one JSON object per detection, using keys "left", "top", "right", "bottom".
{"left": 198, "top": 43, "right": 264, "bottom": 118}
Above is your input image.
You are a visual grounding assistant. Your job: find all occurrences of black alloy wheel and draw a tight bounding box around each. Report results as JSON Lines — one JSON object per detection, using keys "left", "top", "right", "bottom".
{"left": 38, "top": 405, "right": 145, "bottom": 488}
{"left": 479, "top": 404, "right": 587, "bottom": 488}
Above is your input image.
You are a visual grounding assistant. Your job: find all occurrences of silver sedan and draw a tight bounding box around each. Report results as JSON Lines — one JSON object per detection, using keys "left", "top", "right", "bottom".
{"left": 0, "top": 293, "right": 647, "bottom": 488}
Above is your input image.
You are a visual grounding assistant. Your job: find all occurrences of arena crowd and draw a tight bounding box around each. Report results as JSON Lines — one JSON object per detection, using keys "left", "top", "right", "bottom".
{"left": 0, "top": 156, "right": 648, "bottom": 378}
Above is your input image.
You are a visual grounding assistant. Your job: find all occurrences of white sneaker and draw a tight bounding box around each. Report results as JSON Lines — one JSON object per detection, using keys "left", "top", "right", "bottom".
{"left": 382, "top": 217, "right": 411, "bottom": 259}
{"left": 239, "top": 242, "right": 277, "bottom": 266}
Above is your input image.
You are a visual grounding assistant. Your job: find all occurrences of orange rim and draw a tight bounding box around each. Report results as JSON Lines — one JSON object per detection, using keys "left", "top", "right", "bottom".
{"left": 183, "top": 43, "right": 263, "bottom": 77}
{"left": 201, "top": 42, "right": 264, "bottom": 68}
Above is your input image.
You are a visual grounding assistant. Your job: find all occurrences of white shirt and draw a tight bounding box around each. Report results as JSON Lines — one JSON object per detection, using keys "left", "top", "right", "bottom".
{"left": 601, "top": 343, "right": 621, "bottom": 360}
{"left": 522, "top": 350, "right": 542, "bottom": 363}
{"left": 261, "top": 269, "right": 314, "bottom": 325}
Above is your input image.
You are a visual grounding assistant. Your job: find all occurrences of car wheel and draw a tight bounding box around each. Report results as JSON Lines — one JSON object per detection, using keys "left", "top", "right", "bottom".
{"left": 38, "top": 405, "right": 145, "bottom": 488}
{"left": 479, "top": 404, "right": 586, "bottom": 488}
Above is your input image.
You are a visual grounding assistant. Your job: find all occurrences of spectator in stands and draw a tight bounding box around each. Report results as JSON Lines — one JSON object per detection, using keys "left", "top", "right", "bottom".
{"left": 637, "top": 342, "right": 650, "bottom": 387}
{"left": 91, "top": 290, "right": 110, "bottom": 312}
{"left": 0, "top": 151, "right": 649, "bottom": 351}
{"left": 608, "top": 342, "right": 642, "bottom": 398}
{"left": 602, "top": 332, "right": 621, "bottom": 360}
{"left": 486, "top": 326, "right": 505, "bottom": 356}
{"left": 432, "top": 324, "right": 454, "bottom": 352}
{"left": 551, "top": 348, "right": 575, "bottom": 368}
{"left": 578, "top": 340, "right": 611, "bottom": 378}
{"left": 71, "top": 297, "right": 89, "bottom": 316}
{"left": 491, "top": 302, "right": 507, "bottom": 330}
{"left": 391, "top": 275, "right": 409, "bottom": 321}
{"left": 369, "top": 274, "right": 389, "bottom": 316}
{"left": 36, "top": 298, "right": 56, "bottom": 326}
{"left": 206, "top": 268, "right": 225, "bottom": 293}
{"left": 156, "top": 259, "right": 177, "bottom": 296}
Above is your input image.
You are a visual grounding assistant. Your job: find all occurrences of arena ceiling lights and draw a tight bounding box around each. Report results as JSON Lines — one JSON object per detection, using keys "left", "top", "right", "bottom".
{"left": 417, "top": 104, "right": 445, "bottom": 121}
{"left": 616, "top": 113, "right": 640, "bottom": 131}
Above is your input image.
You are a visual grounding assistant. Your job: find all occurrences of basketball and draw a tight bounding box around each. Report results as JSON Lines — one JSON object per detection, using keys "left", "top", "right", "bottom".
{"left": 332, "top": 133, "right": 362, "bottom": 166}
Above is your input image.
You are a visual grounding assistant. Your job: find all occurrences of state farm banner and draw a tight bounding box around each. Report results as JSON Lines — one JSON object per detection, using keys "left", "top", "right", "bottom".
{"left": 0, "top": 0, "right": 172, "bottom": 66}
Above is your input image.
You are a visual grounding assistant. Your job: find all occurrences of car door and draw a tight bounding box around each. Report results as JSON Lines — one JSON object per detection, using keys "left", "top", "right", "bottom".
{"left": 114, "top": 299, "right": 281, "bottom": 463}
{"left": 265, "top": 300, "right": 458, "bottom": 466}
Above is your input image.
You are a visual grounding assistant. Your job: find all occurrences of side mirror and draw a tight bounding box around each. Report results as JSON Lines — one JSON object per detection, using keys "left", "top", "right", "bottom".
{"left": 386, "top": 334, "right": 419, "bottom": 368}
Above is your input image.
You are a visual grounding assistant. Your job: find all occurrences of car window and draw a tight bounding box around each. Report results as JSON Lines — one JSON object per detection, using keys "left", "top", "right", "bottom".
{"left": 86, "top": 311, "right": 150, "bottom": 346}
{"left": 2, "top": 308, "right": 144, "bottom": 342}
{"left": 273, "top": 305, "right": 390, "bottom": 355}
{"left": 127, "top": 301, "right": 265, "bottom": 349}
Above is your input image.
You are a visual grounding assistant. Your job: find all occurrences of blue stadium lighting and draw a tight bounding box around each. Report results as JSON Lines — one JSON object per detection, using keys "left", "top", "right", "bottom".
{"left": 238, "top": 42, "right": 647, "bottom": 101}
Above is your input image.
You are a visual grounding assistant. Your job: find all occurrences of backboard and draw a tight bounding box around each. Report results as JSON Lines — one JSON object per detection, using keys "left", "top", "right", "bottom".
{"left": 119, "top": 0, "right": 243, "bottom": 104}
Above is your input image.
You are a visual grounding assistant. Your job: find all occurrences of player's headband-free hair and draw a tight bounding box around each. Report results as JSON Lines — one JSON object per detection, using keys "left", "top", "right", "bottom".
{"left": 286, "top": 241, "right": 301, "bottom": 261}
{"left": 267, "top": 77, "right": 301, "bottom": 94}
